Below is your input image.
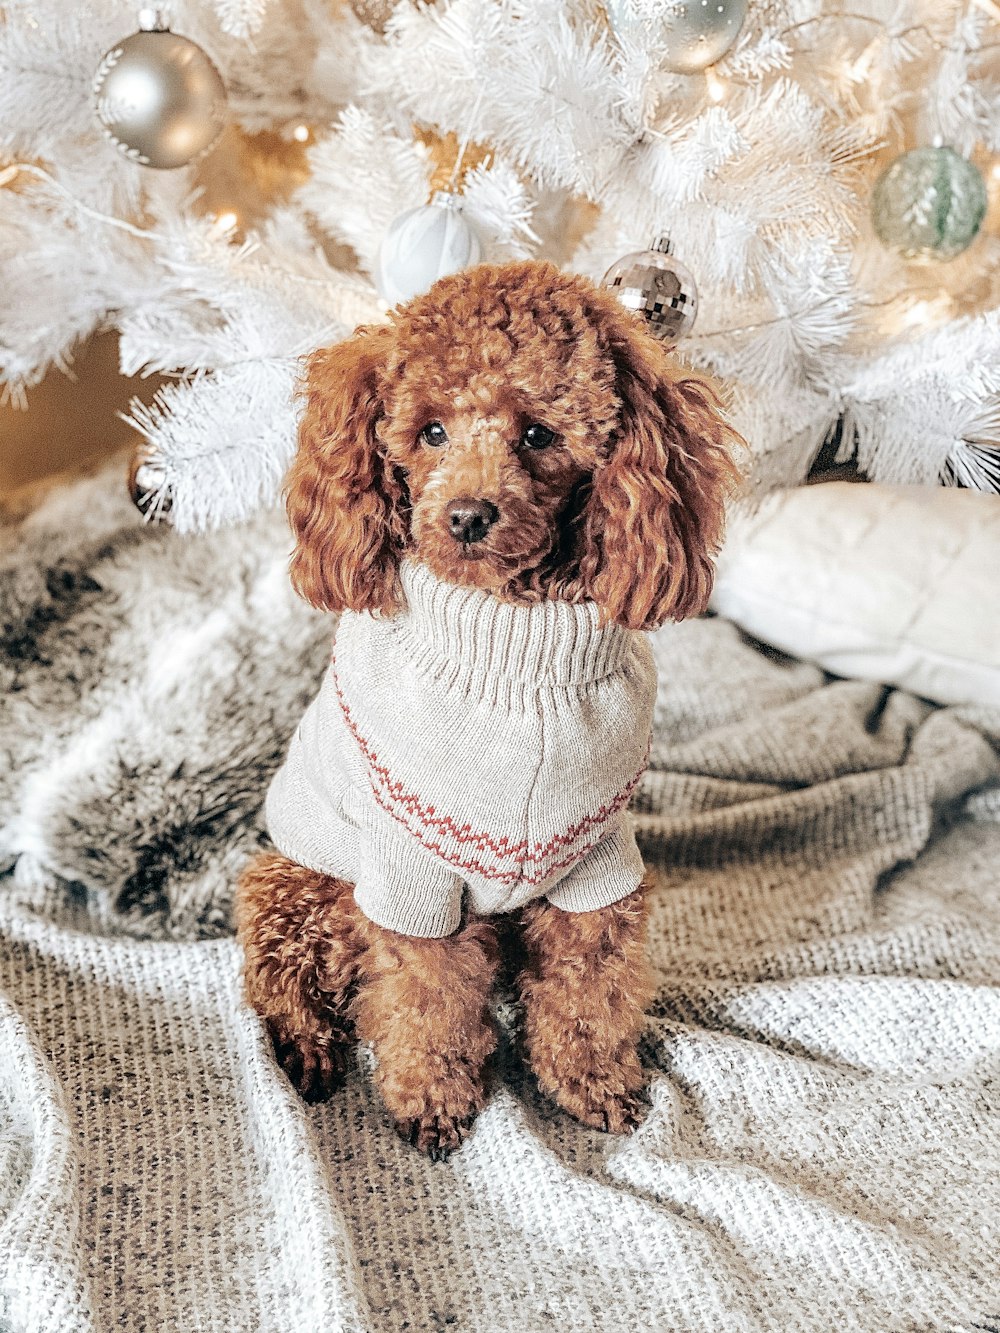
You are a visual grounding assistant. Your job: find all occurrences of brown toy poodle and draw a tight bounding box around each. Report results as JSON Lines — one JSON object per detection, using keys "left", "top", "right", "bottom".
{"left": 235, "top": 259, "right": 740, "bottom": 1158}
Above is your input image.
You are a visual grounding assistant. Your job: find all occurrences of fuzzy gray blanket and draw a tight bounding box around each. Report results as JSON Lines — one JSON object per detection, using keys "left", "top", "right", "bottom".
{"left": 2, "top": 462, "right": 1000, "bottom": 1333}
{"left": 0, "top": 462, "right": 330, "bottom": 937}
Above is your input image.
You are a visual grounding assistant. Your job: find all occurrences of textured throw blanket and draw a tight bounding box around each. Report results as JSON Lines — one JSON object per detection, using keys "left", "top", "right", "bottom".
{"left": 2, "top": 463, "right": 1000, "bottom": 1333}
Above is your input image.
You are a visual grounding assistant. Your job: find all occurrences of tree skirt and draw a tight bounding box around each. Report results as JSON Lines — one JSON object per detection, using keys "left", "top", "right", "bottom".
{"left": 1, "top": 464, "right": 1000, "bottom": 1332}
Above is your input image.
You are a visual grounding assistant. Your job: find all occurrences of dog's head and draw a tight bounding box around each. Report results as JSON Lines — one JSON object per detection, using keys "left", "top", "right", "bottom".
{"left": 288, "top": 261, "right": 741, "bottom": 630}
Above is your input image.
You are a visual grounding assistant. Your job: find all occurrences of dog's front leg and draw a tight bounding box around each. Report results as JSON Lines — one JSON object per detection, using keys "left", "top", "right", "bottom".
{"left": 517, "top": 884, "right": 653, "bottom": 1133}
{"left": 350, "top": 915, "right": 500, "bottom": 1160}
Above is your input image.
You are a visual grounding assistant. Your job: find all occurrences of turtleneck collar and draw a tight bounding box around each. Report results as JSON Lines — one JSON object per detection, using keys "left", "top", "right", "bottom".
{"left": 396, "top": 560, "right": 631, "bottom": 688}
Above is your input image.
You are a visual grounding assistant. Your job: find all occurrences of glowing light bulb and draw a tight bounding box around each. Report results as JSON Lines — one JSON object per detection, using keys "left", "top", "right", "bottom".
{"left": 210, "top": 210, "right": 239, "bottom": 238}
{"left": 705, "top": 67, "right": 727, "bottom": 103}
{"left": 292, "top": 124, "right": 310, "bottom": 143}
{"left": 894, "top": 294, "right": 955, "bottom": 333}
{"left": 846, "top": 37, "right": 881, "bottom": 83}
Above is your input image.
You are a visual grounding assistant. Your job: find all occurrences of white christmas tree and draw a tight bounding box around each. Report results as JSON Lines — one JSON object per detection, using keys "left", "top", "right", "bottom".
{"left": 2, "top": 0, "right": 1000, "bottom": 531}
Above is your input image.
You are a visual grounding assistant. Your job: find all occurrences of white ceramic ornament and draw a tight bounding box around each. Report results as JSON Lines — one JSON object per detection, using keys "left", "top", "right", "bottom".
{"left": 376, "top": 192, "right": 483, "bottom": 307}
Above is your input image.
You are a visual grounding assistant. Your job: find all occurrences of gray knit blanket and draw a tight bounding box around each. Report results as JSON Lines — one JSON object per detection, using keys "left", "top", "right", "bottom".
{"left": 2, "top": 463, "right": 1000, "bottom": 1333}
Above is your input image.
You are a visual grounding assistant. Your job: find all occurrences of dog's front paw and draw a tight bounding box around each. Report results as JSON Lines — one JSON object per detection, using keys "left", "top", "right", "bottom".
{"left": 267, "top": 1018, "right": 350, "bottom": 1103}
{"left": 395, "top": 1109, "right": 478, "bottom": 1161}
{"left": 540, "top": 1068, "right": 649, "bottom": 1135}
{"left": 564, "top": 1085, "right": 648, "bottom": 1135}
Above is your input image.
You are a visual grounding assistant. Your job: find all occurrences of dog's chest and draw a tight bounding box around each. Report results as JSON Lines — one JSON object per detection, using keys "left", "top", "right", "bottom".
{"left": 330, "top": 584, "right": 654, "bottom": 894}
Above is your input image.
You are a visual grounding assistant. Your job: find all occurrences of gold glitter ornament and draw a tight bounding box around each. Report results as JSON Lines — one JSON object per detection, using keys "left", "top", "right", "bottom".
{"left": 346, "top": 0, "right": 397, "bottom": 33}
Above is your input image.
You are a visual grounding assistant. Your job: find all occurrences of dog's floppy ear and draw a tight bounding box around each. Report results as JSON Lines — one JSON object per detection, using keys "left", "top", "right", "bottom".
{"left": 286, "top": 325, "right": 406, "bottom": 615}
{"left": 578, "top": 317, "right": 743, "bottom": 631}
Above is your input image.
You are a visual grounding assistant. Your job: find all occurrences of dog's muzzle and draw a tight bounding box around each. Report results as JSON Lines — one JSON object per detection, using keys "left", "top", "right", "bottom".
{"left": 447, "top": 497, "right": 499, "bottom": 544}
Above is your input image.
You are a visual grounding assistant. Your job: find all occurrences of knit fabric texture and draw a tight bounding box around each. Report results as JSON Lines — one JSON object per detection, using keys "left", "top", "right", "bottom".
{"left": 266, "top": 560, "right": 654, "bottom": 936}
{"left": 2, "top": 464, "right": 1000, "bottom": 1332}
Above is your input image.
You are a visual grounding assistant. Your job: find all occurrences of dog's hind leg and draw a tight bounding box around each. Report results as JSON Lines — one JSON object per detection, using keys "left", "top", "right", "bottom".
{"left": 235, "top": 851, "right": 366, "bottom": 1102}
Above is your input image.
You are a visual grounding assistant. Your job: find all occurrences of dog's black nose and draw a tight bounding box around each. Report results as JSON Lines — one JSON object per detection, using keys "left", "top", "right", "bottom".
{"left": 447, "top": 497, "right": 499, "bottom": 544}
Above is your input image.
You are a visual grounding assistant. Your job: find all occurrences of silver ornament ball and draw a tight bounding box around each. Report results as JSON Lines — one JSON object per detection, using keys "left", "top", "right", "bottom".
{"left": 94, "top": 11, "right": 227, "bottom": 169}
{"left": 376, "top": 192, "right": 483, "bottom": 307}
{"left": 129, "top": 443, "right": 173, "bottom": 523}
{"left": 602, "top": 236, "right": 698, "bottom": 342}
{"left": 607, "top": 0, "right": 748, "bottom": 75}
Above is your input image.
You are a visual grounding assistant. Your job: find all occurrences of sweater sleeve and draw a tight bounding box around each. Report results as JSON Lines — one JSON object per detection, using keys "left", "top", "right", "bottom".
{"left": 545, "top": 816, "right": 645, "bottom": 915}
{"left": 353, "top": 798, "right": 465, "bottom": 938}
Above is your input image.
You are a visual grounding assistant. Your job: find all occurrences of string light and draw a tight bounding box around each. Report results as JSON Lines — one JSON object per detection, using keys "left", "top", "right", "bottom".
{"left": 292, "top": 124, "right": 311, "bottom": 143}
{"left": 893, "top": 294, "right": 955, "bottom": 334}
{"left": 705, "top": 66, "right": 727, "bottom": 103}
{"left": 846, "top": 36, "right": 881, "bottom": 83}
{"left": 209, "top": 210, "right": 239, "bottom": 237}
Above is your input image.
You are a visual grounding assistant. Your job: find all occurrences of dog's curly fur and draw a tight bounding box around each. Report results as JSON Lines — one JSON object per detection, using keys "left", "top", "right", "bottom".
{"left": 235, "top": 260, "right": 741, "bottom": 1156}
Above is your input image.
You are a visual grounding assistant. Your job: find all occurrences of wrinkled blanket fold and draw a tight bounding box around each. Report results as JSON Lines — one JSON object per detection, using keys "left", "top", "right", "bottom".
{"left": 1, "top": 464, "right": 999, "bottom": 1332}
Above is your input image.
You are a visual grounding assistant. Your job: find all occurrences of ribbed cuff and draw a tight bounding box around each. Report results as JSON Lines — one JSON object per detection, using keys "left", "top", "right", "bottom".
{"left": 354, "top": 819, "right": 464, "bottom": 938}
{"left": 545, "top": 819, "right": 645, "bottom": 914}
{"left": 264, "top": 759, "right": 358, "bottom": 882}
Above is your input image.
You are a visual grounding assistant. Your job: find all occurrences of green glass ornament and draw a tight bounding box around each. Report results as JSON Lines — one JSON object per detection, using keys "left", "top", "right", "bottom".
{"left": 871, "top": 146, "right": 987, "bottom": 262}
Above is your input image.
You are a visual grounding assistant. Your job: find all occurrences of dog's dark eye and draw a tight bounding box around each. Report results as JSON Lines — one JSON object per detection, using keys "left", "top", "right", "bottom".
{"left": 521, "top": 422, "right": 556, "bottom": 450}
{"left": 418, "top": 421, "right": 448, "bottom": 448}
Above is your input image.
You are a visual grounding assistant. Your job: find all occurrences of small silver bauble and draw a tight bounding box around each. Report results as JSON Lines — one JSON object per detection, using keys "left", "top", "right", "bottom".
{"left": 871, "top": 146, "right": 987, "bottom": 263}
{"left": 94, "top": 10, "right": 227, "bottom": 169}
{"left": 376, "top": 191, "right": 483, "bottom": 307}
{"left": 607, "top": 0, "right": 748, "bottom": 75}
{"left": 602, "top": 236, "right": 698, "bottom": 341}
{"left": 128, "top": 443, "right": 173, "bottom": 523}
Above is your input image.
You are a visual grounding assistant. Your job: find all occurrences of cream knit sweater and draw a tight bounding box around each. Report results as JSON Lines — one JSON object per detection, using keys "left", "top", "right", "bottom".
{"left": 265, "top": 561, "right": 655, "bottom": 936}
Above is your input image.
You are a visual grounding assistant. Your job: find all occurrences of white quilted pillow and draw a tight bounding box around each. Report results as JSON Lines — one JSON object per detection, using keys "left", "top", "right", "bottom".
{"left": 710, "top": 482, "right": 1000, "bottom": 708}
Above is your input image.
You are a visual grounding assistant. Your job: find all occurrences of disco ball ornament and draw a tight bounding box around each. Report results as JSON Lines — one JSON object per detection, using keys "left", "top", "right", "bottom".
{"left": 376, "top": 192, "right": 483, "bottom": 307}
{"left": 601, "top": 236, "right": 698, "bottom": 342}
{"left": 94, "top": 10, "right": 227, "bottom": 169}
{"left": 871, "top": 146, "right": 987, "bottom": 262}
{"left": 607, "top": 0, "right": 748, "bottom": 75}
